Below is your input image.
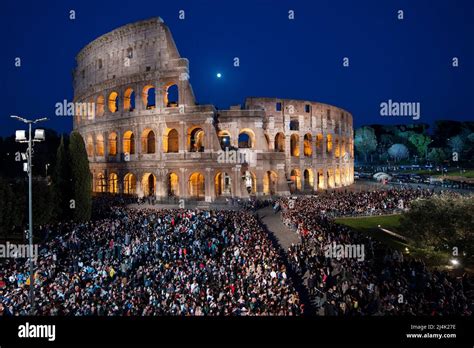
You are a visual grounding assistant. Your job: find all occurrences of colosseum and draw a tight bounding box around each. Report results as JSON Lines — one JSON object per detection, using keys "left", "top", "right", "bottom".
{"left": 73, "top": 17, "right": 354, "bottom": 202}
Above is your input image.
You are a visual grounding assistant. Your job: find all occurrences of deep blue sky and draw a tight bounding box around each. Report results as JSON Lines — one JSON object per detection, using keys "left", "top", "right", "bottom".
{"left": 1, "top": 0, "right": 473, "bottom": 136}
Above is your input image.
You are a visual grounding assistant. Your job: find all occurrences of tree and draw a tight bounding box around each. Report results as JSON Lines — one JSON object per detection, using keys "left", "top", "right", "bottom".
{"left": 408, "top": 133, "right": 432, "bottom": 159}
{"left": 68, "top": 132, "right": 92, "bottom": 222}
{"left": 448, "top": 135, "right": 464, "bottom": 154}
{"left": 388, "top": 143, "right": 409, "bottom": 162}
{"left": 427, "top": 148, "right": 447, "bottom": 164}
{"left": 400, "top": 196, "right": 474, "bottom": 263}
{"left": 354, "top": 127, "right": 377, "bottom": 162}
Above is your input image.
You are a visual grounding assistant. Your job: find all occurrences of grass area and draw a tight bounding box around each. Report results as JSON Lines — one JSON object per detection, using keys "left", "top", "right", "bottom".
{"left": 335, "top": 214, "right": 451, "bottom": 267}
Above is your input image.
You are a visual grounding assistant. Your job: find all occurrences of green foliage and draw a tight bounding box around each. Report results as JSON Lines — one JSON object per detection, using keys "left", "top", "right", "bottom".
{"left": 0, "top": 178, "right": 24, "bottom": 238}
{"left": 354, "top": 126, "right": 377, "bottom": 162}
{"left": 68, "top": 132, "right": 92, "bottom": 222}
{"left": 427, "top": 148, "right": 447, "bottom": 164}
{"left": 400, "top": 196, "right": 474, "bottom": 263}
{"left": 408, "top": 133, "right": 432, "bottom": 158}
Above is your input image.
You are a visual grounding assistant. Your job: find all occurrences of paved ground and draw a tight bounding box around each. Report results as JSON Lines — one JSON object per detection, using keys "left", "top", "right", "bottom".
{"left": 257, "top": 206, "right": 299, "bottom": 251}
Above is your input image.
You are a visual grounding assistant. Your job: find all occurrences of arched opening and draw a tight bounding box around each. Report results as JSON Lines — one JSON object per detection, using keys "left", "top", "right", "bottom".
{"left": 165, "top": 84, "right": 179, "bottom": 107}
{"left": 316, "top": 134, "right": 323, "bottom": 154}
{"left": 274, "top": 132, "right": 285, "bottom": 152}
{"left": 290, "top": 169, "right": 301, "bottom": 192}
{"left": 164, "top": 128, "right": 179, "bottom": 153}
{"left": 96, "top": 134, "right": 104, "bottom": 156}
{"left": 341, "top": 140, "right": 346, "bottom": 158}
{"left": 108, "top": 92, "right": 119, "bottom": 113}
{"left": 123, "top": 173, "right": 136, "bottom": 195}
{"left": 189, "top": 127, "right": 204, "bottom": 152}
{"left": 263, "top": 171, "right": 277, "bottom": 195}
{"left": 304, "top": 169, "right": 314, "bottom": 190}
{"left": 123, "top": 131, "right": 135, "bottom": 155}
{"left": 109, "top": 173, "right": 118, "bottom": 194}
{"left": 96, "top": 95, "right": 105, "bottom": 117}
{"left": 124, "top": 88, "right": 135, "bottom": 112}
{"left": 188, "top": 172, "right": 205, "bottom": 199}
{"left": 335, "top": 168, "right": 341, "bottom": 187}
{"left": 242, "top": 171, "right": 257, "bottom": 194}
{"left": 86, "top": 135, "right": 94, "bottom": 157}
{"left": 215, "top": 172, "right": 232, "bottom": 196}
{"left": 335, "top": 138, "right": 340, "bottom": 158}
{"left": 218, "top": 130, "right": 231, "bottom": 150}
{"left": 141, "top": 173, "right": 156, "bottom": 196}
{"left": 317, "top": 169, "right": 325, "bottom": 190}
{"left": 304, "top": 134, "right": 312, "bottom": 157}
{"left": 238, "top": 129, "right": 255, "bottom": 149}
{"left": 167, "top": 172, "right": 179, "bottom": 196}
{"left": 141, "top": 129, "right": 156, "bottom": 154}
{"left": 290, "top": 134, "right": 299, "bottom": 157}
{"left": 327, "top": 169, "right": 335, "bottom": 188}
{"left": 95, "top": 173, "right": 106, "bottom": 193}
{"left": 326, "top": 134, "right": 333, "bottom": 153}
{"left": 108, "top": 132, "right": 118, "bottom": 156}
{"left": 142, "top": 85, "right": 156, "bottom": 110}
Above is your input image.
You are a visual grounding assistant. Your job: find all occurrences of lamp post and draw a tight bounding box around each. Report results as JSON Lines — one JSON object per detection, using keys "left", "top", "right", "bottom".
{"left": 10, "top": 115, "right": 48, "bottom": 315}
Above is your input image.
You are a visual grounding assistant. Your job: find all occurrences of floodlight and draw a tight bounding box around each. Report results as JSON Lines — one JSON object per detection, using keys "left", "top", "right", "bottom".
{"left": 15, "top": 130, "right": 26, "bottom": 142}
{"left": 34, "top": 129, "right": 45, "bottom": 141}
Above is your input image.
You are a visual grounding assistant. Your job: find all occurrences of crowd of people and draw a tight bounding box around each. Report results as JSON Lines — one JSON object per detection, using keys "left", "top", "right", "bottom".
{"left": 0, "top": 208, "right": 301, "bottom": 316}
{"left": 278, "top": 189, "right": 473, "bottom": 315}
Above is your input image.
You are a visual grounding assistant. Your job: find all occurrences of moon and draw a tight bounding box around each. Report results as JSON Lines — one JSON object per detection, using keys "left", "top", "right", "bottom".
{"left": 216, "top": 73, "right": 222, "bottom": 78}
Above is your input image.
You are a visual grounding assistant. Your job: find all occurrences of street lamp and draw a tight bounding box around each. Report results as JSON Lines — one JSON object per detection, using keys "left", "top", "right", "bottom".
{"left": 10, "top": 115, "right": 48, "bottom": 314}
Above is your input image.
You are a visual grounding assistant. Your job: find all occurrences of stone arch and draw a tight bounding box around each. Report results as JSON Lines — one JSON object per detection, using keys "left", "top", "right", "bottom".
{"left": 316, "top": 133, "right": 323, "bottom": 154}
{"left": 263, "top": 170, "right": 278, "bottom": 195}
{"left": 290, "top": 134, "right": 300, "bottom": 157}
{"left": 164, "top": 128, "right": 179, "bottom": 153}
{"left": 108, "top": 132, "right": 118, "bottom": 156}
{"left": 96, "top": 95, "right": 105, "bottom": 117}
{"left": 109, "top": 173, "right": 119, "bottom": 193}
{"left": 167, "top": 172, "right": 179, "bottom": 196}
{"left": 123, "top": 173, "right": 136, "bottom": 194}
{"left": 188, "top": 127, "right": 205, "bottom": 152}
{"left": 123, "top": 130, "right": 135, "bottom": 155}
{"left": 108, "top": 91, "right": 119, "bottom": 113}
{"left": 124, "top": 87, "right": 135, "bottom": 112}
{"left": 188, "top": 172, "right": 205, "bottom": 198}
{"left": 215, "top": 172, "right": 232, "bottom": 196}
{"left": 86, "top": 135, "right": 94, "bottom": 157}
{"left": 335, "top": 167, "right": 341, "bottom": 187}
{"left": 141, "top": 128, "right": 156, "bottom": 154}
{"left": 326, "top": 134, "right": 333, "bottom": 153}
{"left": 142, "top": 85, "right": 156, "bottom": 110}
{"left": 238, "top": 129, "right": 255, "bottom": 149}
{"left": 274, "top": 132, "right": 285, "bottom": 152}
{"left": 95, "top": 134, "right": 104, "bottom": 156}
{"left": 290, "top": 169, "right": 302, "bottom": 192}
{"left": 335, "top": 138, "right": 340, "bottom": 158}
{"left": 141, "top": 173, "right": 156, "bottom": 196}
{"left": 304, "top": 133, "right": 312, "bottom": 157}
{"left": 304, "top": 169, "right": 314, "bottom": 190}
{"left": 164, "top": 83, "right": 179, "bottom": 107}
{"left": 317, "top": 169, "right": 325, "bottom": 189}
{"left": 95, "top": 172, "right": 106, "bottom": 193}
{"left": 218, "top": 130, "right": 231, "bottom": 150}
{"left": 327, "top": 168, "right": 335, "bottom": 188}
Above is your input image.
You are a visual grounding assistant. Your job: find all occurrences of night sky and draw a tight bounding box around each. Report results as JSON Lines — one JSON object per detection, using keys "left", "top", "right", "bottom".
{"left": 1, "top": 0, "right": 473, "bottom": 136}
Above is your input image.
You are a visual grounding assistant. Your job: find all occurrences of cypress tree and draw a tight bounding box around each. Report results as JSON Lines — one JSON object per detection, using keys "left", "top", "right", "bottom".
{"left": 68, "top": 131, "right": 92, "bottom": 222}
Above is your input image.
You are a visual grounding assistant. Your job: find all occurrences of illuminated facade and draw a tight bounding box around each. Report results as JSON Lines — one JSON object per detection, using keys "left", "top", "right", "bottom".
{"left": 73, "top": 18, "right": 354, "bottom": 201}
